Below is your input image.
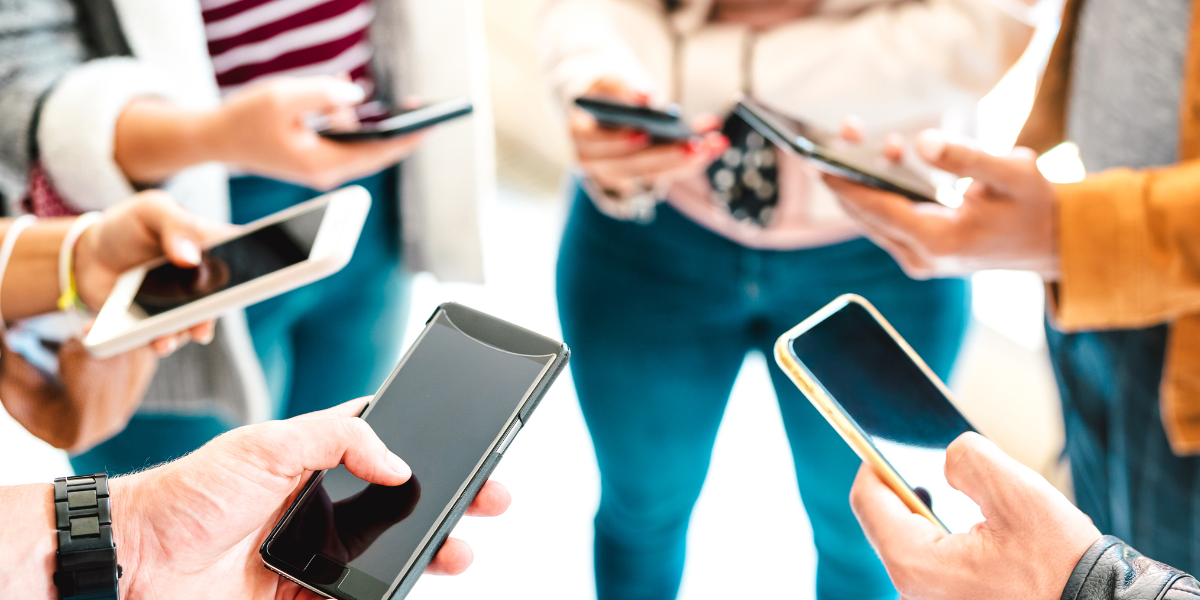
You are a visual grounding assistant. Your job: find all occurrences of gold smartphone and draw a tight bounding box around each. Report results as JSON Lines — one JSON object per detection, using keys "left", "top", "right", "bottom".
{"left": 774, "top": 294, "right": 984, "bottom": 534}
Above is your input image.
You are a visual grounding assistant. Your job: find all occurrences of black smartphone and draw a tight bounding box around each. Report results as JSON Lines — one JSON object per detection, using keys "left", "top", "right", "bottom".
{"left": 574, "top": 96, "right": 695, "bottom": 142}
{"left": 775, "top": 294, "right": 983, "bottom": 534}
{"left": 735, "top": 98, "right": 939, "bottom": 203}
{"left": 260, "top": 303, "right": 570, "bottom": 600}
{"left": 315, "top": 98, "right": 473, "bottom": 142}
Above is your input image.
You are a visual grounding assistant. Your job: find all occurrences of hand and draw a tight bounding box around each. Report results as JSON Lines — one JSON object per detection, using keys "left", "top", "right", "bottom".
{"left": 572, "top": 77, "right": 728, "bottom": 200}
{"left": 711, "top": 0, "right": 821, "bottom": 28}
{"left": 112, "top": 398, "right": 512, "bottom": 599}
{"left": 824, "top": 128, "right": 1060, "bottom": 280}
{"left": 116, "top": 76, "right": 427, "bottom": 191}
{"left": 73, "top": 190, "right": 230, "bottom": 355}
{"left": 849, "top": 432, "right": 1101, "bottom": 600}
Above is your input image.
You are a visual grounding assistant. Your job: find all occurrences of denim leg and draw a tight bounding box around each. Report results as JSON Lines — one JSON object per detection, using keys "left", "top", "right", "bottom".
{"left": 758, "top": 239, "right": 967, "bottom": 600}
{"left": 1049, "top": 325, "right": 1200, "bottom": 573}
{"left": 558, "top": 193, "right": 751, "bottom": 600}
{"left": 231, "top": 169, "right": 406, "bottom": 419}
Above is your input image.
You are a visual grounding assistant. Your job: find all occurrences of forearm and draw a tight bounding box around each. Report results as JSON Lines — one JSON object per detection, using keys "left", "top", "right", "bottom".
{"left": 0, "top": 484, "right": 58, "bottom": 599}
{"left": 0, "top": 218, "right": 74, "bottom": 323}
{"left": 113, "top": 98, "right": 222, "bottom": 186}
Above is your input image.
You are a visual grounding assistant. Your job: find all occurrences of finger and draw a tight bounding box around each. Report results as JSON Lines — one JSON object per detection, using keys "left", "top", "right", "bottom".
{"left": 289, "top": 397, "right": 372, "bottom": 421}
{"left": 849, "top": 464, "right": 945, "bottom": 560}
{"left": 258, "top": 416, "right": 410, "bottom": 485}
{"left": 151, "top": 335, "right": 179, "bottom": 357}
{"left": 691, "top": 113, "right": 723, "bottom": 134}
{"left": 465, "top": 480, "right": 511, "bottom": 517}
{"left": 839, "top": 115, "right": 865, "bottom": 144}
{"left": 126, "top": 190, "right": 206, "bottom": 267}
{"left": 273, "top": 76, "right": 366, "bottom": 114}
{"left": 943, "top": 432, "right": 1050, "bottom": 529}
{"left": 575, "top": 129, "right": 652, "bottom": 158}
{"left": 914, "top": 130, "right": 1029, "bottom": 188}
{"left": 425, "top": 537, "right": 474, "bottom": 576}
{"left": 822, "top": 174, "right": 945, "bottom": 247}
{"left": 188, "top": 320, "right": 216, "bottom": 345}
{"left": 882, "top": 133, "right": 905, "bottom": 164}
{"left": 585, "top": 76, "right": 646, "bottom": 103}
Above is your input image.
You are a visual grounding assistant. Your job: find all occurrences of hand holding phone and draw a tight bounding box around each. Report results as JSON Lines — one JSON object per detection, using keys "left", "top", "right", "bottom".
{"left": 775, "top": 294, "right": 984, "bottom": 534}
{"left": 261, "top": 303, "right": 569, "bottom": 600}
{"left": 84, "top": 187, "right": 370, "bottom": 358}
{"left": 569, "top": 79, "right": 728, "bottom": 206}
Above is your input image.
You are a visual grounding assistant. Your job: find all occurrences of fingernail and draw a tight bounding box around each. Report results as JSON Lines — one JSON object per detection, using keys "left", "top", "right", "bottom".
{"left": 916, "top": 130, "right": 947, "bottom": 162}
{"left": 628, "top": 132, "right": 649, "bottom": 144}
{"left": 328, "top": 81, "right": 366, "bottom": 105}
{"left": 173, "top": 239, "right": 202, "bottom": 266}
{"left": 199, "top": 328, "right": 216, "bottom": 345}
{"left": 632, "top": 92, "right": 651, "bottom": 104}
{"left": 685, "top": 139, "right": 704, "bottom": 155}
{"left": 387, "top": 451, "right": 412, "bottom": 479}
{"left": 159, "top": 337, "right": 179, "bottom": 356}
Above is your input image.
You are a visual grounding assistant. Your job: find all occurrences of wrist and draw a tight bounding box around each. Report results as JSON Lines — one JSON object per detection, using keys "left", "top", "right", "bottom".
{"left": 108, "top": 475, "right": 143, "bottom": 599}
{"left": 114, "top": 99, "right": 223, "bottom": 184}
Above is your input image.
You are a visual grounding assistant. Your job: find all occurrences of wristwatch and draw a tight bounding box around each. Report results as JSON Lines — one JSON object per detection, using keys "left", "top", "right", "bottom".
{"left": 52, "top": 474, "right": 122, "bottom": 600}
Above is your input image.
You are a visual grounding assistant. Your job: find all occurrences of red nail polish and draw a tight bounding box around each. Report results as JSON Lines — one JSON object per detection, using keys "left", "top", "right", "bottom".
{"left": 629, "top": 132, "right": 649, "bottom": 144}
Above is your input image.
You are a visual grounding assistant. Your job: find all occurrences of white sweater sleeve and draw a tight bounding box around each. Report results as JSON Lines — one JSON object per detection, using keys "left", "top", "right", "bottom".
{"left": 539, "top": 0, "right": 668, "bottom": 106}
{"left": 35, "top": 57, "right": 189, "bottom": 212}
{"left": 744, "top": 0, "right": 1036, "bottom": 131}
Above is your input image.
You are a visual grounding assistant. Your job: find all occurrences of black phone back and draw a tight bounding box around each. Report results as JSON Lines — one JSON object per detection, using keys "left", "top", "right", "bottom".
{"left": 574, "top": 96, "right": 694, "bottom": 142}
{"left": 259, "top": 303, "right": 569, "bottom": 600}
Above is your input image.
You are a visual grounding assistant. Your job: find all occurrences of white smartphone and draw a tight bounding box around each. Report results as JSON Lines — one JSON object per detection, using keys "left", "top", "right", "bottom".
{"left": 84, "top": 186, "right": 371, "bottom": 358}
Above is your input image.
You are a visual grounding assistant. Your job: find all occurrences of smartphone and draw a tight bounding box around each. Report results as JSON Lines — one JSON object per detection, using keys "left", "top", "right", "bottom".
{"left": 574, "top": 96, "right": 695, "bottom": 142}
{"left": 774, "top": 294, "right": 984, "bottom": 534}
{"left": 315, "top": 98, "right": 473, "bottom": 142}
{"left": 84, "top": 187, "right": 370, "bottom": 358}
{"left": 260, "top": 303, "right": 570, "bottom": 600}
{"left": 735, "top": 98, "right": 939, "bottom": 203}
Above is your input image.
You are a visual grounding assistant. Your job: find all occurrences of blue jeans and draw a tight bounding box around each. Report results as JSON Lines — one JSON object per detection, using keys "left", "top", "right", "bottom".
{"left": 231, "top": 169, "right": 408, "bottom": 419}
{"left": 71, "top": 170, "right": 406, "bottom": 476}
{"left": 1047, "top": 324, "right": 1200, "bottom": 573}
{"left": 556, "top": 190, "right": 970, "bottom": 600}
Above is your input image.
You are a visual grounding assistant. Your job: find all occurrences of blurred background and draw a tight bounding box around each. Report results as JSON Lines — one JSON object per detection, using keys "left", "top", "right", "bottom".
{"left": 0, "top": 1, "right": 1078, "bottom": 598}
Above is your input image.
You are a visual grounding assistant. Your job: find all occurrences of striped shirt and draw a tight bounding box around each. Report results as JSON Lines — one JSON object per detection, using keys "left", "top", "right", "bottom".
{"left": 199, "top": 0, "right": 376, "bottom": 95}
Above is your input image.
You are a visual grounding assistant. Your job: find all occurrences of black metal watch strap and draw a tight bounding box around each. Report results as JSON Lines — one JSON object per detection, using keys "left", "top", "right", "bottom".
{"left": 53, "top": 474, "right": 121, "bottom": 600}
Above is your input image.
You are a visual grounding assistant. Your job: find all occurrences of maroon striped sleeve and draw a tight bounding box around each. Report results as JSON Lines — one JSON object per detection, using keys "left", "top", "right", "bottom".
{"left": 201, "top": 0, "right": 276, "bottom": 23}
{"left": 215, "top": 29, "right": 367, "bottom": 86}
{"left": 207, "top": 0, "right": 361, "bottom": 54}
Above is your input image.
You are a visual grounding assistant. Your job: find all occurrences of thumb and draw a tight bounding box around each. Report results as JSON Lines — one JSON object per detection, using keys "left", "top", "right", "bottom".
{"left": 254, "top": 416, "right": 411, "bottom": 486}
{"left": 943, "top": 432, "right": 1040, "bottom": 529}
{"left": 587, "top": 76, "right": 649, "bottom": 104}
{"left": 914, "top": 130, "right": 1028, "bottom": 189}
{"left": 129, "top": 190, "right": 204, "bottom": 267}
{"left": 272, "top": 76, "right": 366, "bottom": 114}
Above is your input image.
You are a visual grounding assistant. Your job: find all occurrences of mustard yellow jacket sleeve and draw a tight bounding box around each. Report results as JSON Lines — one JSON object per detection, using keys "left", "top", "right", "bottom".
{"left": 1054, "top": 159, "right": 1200, "bottom": 331}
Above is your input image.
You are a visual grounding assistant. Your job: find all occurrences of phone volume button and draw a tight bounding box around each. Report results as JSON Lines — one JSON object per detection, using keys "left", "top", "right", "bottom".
{"left": 496, "top": 420, "right": 523, "bottom": 454}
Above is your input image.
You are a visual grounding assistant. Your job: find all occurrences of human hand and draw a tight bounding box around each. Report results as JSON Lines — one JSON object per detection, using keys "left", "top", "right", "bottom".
{"left": 204, "top": 76, "right": 426, "bottom": 190}
{"left": 111, "top": 398, "right": 512, "bottom": 599}
{"left": 73, "top": 190, "right": 230, "bottom": 355}
{"left": 849, "top": 432, "right": 1100, "bottom": 600}
{"left": 572, "top": 77, "right": 728, "bottom": 201}
{"left": 824, "top": 128, "right": 1060, "bottom": 280}
{"left": 115, "top": 77, "right": 427, "bottom": 190}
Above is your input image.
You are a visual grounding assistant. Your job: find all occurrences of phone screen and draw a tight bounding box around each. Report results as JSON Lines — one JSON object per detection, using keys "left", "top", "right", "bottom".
{"left": 789, "top": 301, "right": 983, "bottom": 533}
{"left": 265, "top": 312, "right": 554, "bottom": 600}
{"left": 132, "top": 204, "right": 326, "bottom": 316}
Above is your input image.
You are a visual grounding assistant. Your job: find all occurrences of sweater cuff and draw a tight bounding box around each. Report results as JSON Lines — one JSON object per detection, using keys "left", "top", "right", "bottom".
{"left": 1053, "top": 169, "right": 1152, "bottom": 331}
{"left": 36, "top": 57, "right": 186, "bottom": 212}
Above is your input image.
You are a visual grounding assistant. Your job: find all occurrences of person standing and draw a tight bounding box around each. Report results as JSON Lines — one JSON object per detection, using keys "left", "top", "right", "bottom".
{"left": 0, "top": 0, "right": 490, "bottom": 474}
{"left": 539, "top": 0, "right": 1036, "bottom": 598}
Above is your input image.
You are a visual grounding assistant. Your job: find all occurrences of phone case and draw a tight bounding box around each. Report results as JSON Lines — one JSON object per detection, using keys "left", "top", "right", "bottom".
{"left": 259, "top": 302, "right": 569, "bottom": 600}
{"left": 773, "top": 294, "right": 975, "bottom": 534}
{"left": 574, "top": 97, "right": 695, "bottom": 142}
